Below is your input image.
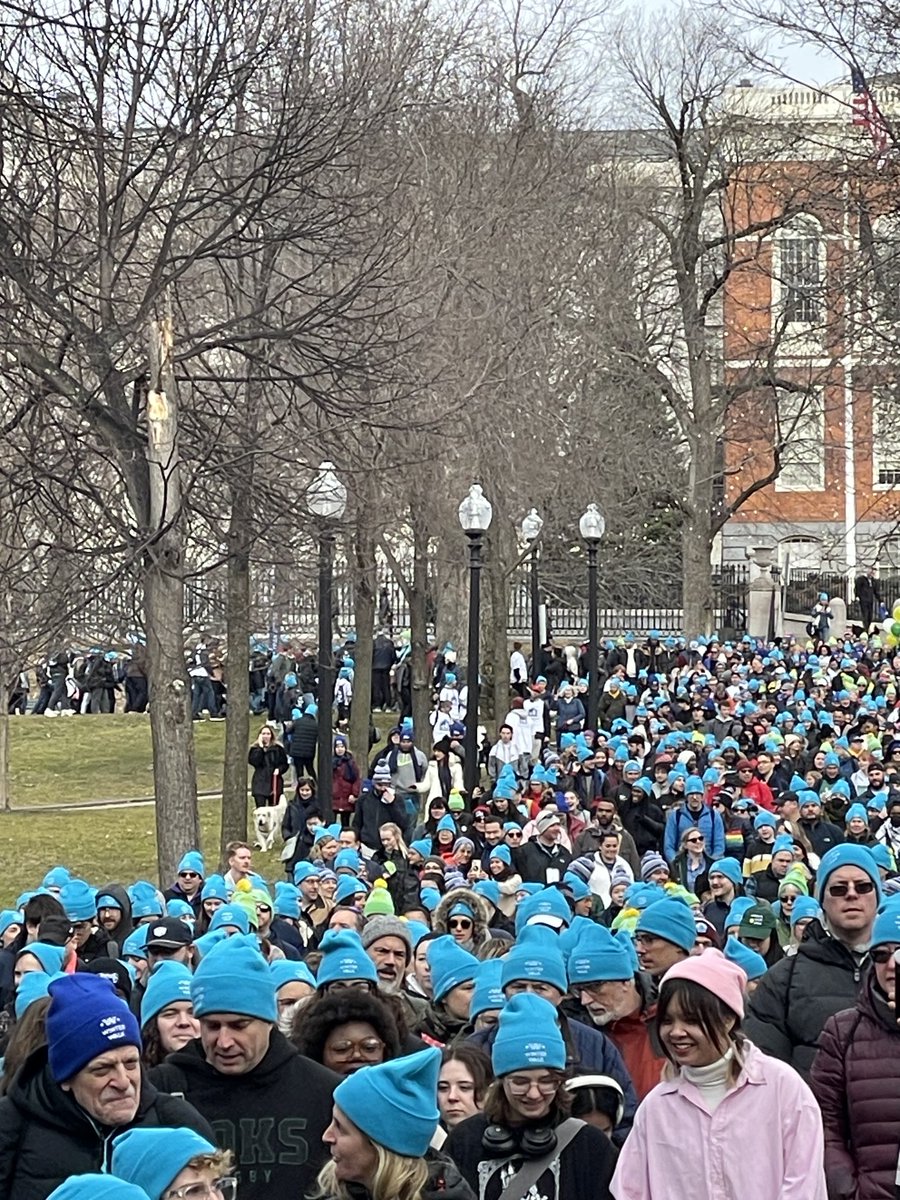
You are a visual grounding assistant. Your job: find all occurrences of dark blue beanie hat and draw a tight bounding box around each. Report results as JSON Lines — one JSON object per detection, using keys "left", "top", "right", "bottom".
{"left": 46, "top": 974, "right": 142, "bottom": 1082}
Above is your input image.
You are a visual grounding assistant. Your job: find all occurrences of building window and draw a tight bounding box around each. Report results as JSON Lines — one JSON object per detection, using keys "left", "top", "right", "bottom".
{"left": 873, "top": 386, "right": 900, "bottom": 485}
{"left": 775, "top": 388, "right": 825, "bottom": 491}
{"left": 774, "top": 215, "right": 824, "bottom": 329}
{"left": 866, "top": 216, "right": 900, "bottom": 323}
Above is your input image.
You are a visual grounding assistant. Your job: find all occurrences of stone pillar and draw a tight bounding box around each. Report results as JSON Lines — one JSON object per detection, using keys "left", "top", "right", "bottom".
{"left": 747, "top": 545, "right": 776, "bottom": 640}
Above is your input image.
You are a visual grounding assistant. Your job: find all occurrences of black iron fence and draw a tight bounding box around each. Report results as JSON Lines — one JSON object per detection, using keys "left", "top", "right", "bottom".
{"left": 784, "top": 569, "right": 900, "bottom": 621}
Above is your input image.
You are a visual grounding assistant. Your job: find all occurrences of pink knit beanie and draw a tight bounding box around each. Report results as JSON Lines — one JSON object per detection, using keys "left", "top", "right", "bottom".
{"left": 661, "top": 947, "right": 747, "bottom": 1018}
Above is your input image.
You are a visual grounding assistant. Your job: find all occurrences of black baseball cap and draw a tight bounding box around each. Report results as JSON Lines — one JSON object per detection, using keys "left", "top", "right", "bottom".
{"left": 145, "top": 918, "right": 192, "bottom": 949}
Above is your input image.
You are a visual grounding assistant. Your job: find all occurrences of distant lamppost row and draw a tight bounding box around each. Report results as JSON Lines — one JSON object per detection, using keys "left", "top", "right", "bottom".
{"left": 579, "top": 503, "right": 606, "bottom": 733}
{"left": 307, "top": 460, "right": 347, "bottom": 820}
{"left": 459, "top": 483, "right": 493, "bottom": 794}
{"left": 521, "top": 508, "right": 543, "bottom": 679}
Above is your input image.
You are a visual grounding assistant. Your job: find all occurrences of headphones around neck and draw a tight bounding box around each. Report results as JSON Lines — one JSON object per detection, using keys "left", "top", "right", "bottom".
{"left": 481, "top": 1123, "right": 558, "bottom": 1159}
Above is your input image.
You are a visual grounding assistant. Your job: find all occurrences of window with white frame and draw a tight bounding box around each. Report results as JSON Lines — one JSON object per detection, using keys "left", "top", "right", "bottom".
{"left": 873, "top": 385, "right": 900, "bottom": 485}
{"left": 868, "top": 216, "right": 900, "bottom": 323}
{"left": 775, "top": 215, "right": 824, "bottom": 327}
{"left": 775, "top": 388, "right": 825, "bottom": 491}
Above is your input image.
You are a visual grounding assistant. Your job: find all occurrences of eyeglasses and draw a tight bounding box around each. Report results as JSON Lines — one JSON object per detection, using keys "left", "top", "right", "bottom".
{"left": 826, "top": 880, "right": 876, "bottom": 897}
{"left": 325, "top": 980, "right": 374, "bottom": 992}
{"left": 504, "top": 1074, "right": 561, "bottom": 1096}
{"left": 474, "top": 814, "right": 486, "bottom": 821}
{"left": 327, "top": 1036, "right": 384, "bottom": 1058}
{"left": 179, "top": 871, "right": 201, "bottom": 880}
{"left": 871, "top": 947, "right": 898, "bottom": 965}
{"left": 449, "top": 918, "right": 473, "bottom": 931}
{"left": 164, "top": 1178, "right": 237, "bottom": 1200}
{"left": 506, "top": 831, "right": 523, "bottom": 839}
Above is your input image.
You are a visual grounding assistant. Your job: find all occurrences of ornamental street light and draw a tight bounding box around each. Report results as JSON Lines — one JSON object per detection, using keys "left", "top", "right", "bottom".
{"left": 521, "top": 508, "right": 543, "bottom": 679}
{"left": 307, "top": 461, "right": 347, "bottom": 817}
{"left": 579, "top": 503, "right": 606, "bottom": 733}
{"left": 459, "top": 484, "right": 492, "bottom": 793}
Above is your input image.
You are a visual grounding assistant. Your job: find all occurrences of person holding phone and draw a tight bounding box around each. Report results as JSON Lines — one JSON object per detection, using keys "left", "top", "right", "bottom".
{"left": 810, "top": 895, "right": 900, "bottom": 1200}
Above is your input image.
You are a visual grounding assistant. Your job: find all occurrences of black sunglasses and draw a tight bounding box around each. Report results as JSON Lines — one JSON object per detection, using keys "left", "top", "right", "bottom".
{"left": 827, "top": 880, "right": 875, "bottom": 897}
{"left": 871, "top": 947, "right": 897, "bottom": 965}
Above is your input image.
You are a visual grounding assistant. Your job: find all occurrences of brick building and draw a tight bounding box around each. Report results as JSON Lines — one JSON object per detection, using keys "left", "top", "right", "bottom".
{"left": 718, "top": 79, "right": 900, "bottom": 578}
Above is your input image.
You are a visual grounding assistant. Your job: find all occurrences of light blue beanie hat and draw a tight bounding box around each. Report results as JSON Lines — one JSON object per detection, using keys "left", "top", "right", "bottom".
{"left": 140, "top": 961, "right": 194, "bottom": 1027}
{"left": 190, "top": 934, "right": 276, "bottom": 1022}
{"left": 492, "top": 993, "right": 565, "bottom": 1076}
{"left": 112, "top": 1127, "right": 217, "bottom": 1200}
{"left": 334, "top": 1047, "right": 441, "bottom": 1156}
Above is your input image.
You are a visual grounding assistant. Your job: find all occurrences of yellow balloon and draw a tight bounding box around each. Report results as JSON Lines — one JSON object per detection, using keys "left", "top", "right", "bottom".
{"left": 893, "top": 601, "right": 900, "bottom": 621}
{"left": 887, "top": 633, "right": 898, "bottom": 648}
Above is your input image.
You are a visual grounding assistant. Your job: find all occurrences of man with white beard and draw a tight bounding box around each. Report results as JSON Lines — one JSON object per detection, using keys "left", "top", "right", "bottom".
{"left": 360, "top": 915, "right": 426, "bottom": 1027}
{"left": 567, "top": 924, "right": 665, "bottom": 1101}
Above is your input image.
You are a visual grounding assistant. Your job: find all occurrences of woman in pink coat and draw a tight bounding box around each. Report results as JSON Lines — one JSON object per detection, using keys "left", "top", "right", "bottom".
{"left": 612, "top": 948, "right": 827, "bottom": 1200}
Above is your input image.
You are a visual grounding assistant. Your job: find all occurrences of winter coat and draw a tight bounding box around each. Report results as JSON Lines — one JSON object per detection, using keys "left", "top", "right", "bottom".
{"left": 352, "top": 786, "right": 411, "bottom": 850}
{"left": 514, "top": 838, "right": 572, "bottom": 885}
{"left": 663, "top": 804, "right": 725, "bottom": 863}
{"left": 0, "top": 1046, "right": 213, "bottom": 1200}
{"left": 433, "top": 888, "right": 492, "bottom": 953}
{"left": 611, "top": 1042, "right": 827, "bottom": 1200}
{"left": 447, "top": 1111, "right": 616, "bottom": 1200}
{"left": 617, "top": 795, "right": 666, "bottom": 857}
{"left": 332, "top": 753, "right": 360, "bottom": 812}
{"left": 372, "top": 849, "right": 421, "bottom": 913}
{"left": 93, "top": 883, "right": 135, "bottom": 952}
{"left": 744, "top": 919, "right": 867, "bottom": 1079}
{"left": 287, "top": 713, "right": 318, "bottom": 761}
{"left": 468, "top": 1012, "right": 637, "bottom": 1142}
{"left": 151, "top": 1030, "right": 337, "bottom": 1200}
{"left": 248, "top": 742, "right": 290, "bottom": 801}
{"left": 555, "top": 696, "right": 585, "bottom": 736}
{"left": 600, "top": 972, "right": 665, "bottom": 1101}
{"left": 425, "top": 757, "right": 464, "bottom": 801}
{"left": 810, "top": 968, "right": 900, "bottom": 1200}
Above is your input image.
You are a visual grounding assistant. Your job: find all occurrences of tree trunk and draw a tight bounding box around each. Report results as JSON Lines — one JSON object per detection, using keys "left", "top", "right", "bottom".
{"left": 221, "top": 498, "right": 251, "bottom": 850}
{"left": 410, "top": 518, "right": 431, "bottom": 746}
{"left": 682, "top": 429, "right": 717, "bottom": 636}
{"left": 350, "top": 511, "right": 376, "bottom": 768}
{"left": 146, "top": 309, "right": 199, "bottom": 881}
{"left": 0, "top": 709, "right": 9, "bottom": 812}
{"left": 486, "top": 538, "right": 510, "bottom": 730}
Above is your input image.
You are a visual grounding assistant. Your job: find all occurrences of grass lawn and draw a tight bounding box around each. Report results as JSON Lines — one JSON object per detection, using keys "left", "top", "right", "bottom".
{"left": 0, "top": 797, "right": 285, "bottom": 908}
{"left": 7, "top": 714, "right": 229, "bottom": 806}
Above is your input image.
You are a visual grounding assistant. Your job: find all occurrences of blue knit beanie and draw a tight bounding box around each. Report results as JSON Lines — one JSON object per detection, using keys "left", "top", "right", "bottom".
{"left": 270, "top": 960, "right": 317, "bottom": 991}
{"left": 724, "top": 897, "right": 755, "bottom": 930}
{"left": 492, "top": 994, "right": 565, "bottom": 1076}
{"left": 335, "top": 1047, "right": 441, "bottom": 1157}
{"left": 567, "top": 925, "right": 633, "bottom": 985}
{"left": 685, "top": 777, "right": 704, "bottom": 796}
{"left": 273, "top": 883, "right": 301, "bottom": 919}
{"left": 723, "top": 935, "right": 767, "bottom": 981}
{"left": 176, "top": 851, "right": 205, "bottom": 877}
{"left": 140, "top": 961, "right": 193, "bottom": 1027}
{"left": 112, "top": 1127, "right": 217, "bottom": 1200}
{"left": 563, "top": 873, "right": 591, "bottom": 902}
{"left": 470, "top": 959, "right": 504, "bottom": 1018}
{"left": 635, "top": 897, "right": 696, "bottom": 952}
{"left": 473, "top": 880, "right": 502, "bottom": 908}
{"left": 95, "top": 892, "right": 123, "bottom": 912}
{"left": 208, "top": 905, "right": 251, "bottom": 934}
{"left": 130, "top": 886, "right": 164, "bottom": 921}
{"left": 201, "top": 874, "right": 229, "bottom": 902}
{"left": 707, "top": 859, "right": 743, "bottom": 888}
{"left": 47, "top": 1177, "right": 150, "bottom": 1200}
{"left": 753, "top": 811, "right": 778, "bottom": 830}
{"left": 436, "top": 814, "right": 457, "bottom": 834}
{"left": 871, "top": 896, "right": 900, "bottom": 946}
{"left": 789, "top": 895, "right": 821, "bottom": 928}
{"left": 18, "top": 941, "right": 66, "bottom": 974}
{"left": 122, "top": 926, "right": 150, "bottom": 960}
{"left": 0, "top": 909, "right": 22, "bottom": 937}
{"left": 501, "top": 925, "right": 567, "bottom": 993}
{"left": 428, "top": 935, "right": 479, "bottom": 1002}
{"left": 410, "top": 838, "right": 432, "bottom": 859}
{"left": 15, "top": 970, "right": 62, "bottom": 1020}
{"left": 335, "top": 877, "right": 367, "bottom": 904}
{"left": 816, "top": 844, "right": 882, "bottom": 902}
{"left": 515, "top": 887, "right": 571, "bottom": 934}
{"left": 489, "top": 844, "right": 512, "bottom": 866}
{"left": 293, "top": 861, "right": 321, "bottom": 884}
{"left": 771, "top": 835, "right": 795, "bottom": 856}
{"left": 42, "top": 866, "right": 71, "bottom": 890}
{"left": 191, "top": 934, "right": 276, "bottom": 1022}
{"left": 845, "top": 803, "right": 869, "bottom": 826}
{"left": 316, "top": 929, "right": 378, "bottom": 988}
{"left": 870, "top": 844, "right": 894, "bottom": 872}
{"left": 46, "top": 975, "right": 142, "bottom": 1083}
{"left": 59, "top": 879, "right": 97, "bottom": 922}
{"left": 334, "top": 849, "right": 362, "bottom": 873}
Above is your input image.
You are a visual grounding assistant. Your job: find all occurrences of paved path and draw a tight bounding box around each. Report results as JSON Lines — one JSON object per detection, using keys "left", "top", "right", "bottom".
{"left": 9, "top": 790, "right": 223, "bottom": 814}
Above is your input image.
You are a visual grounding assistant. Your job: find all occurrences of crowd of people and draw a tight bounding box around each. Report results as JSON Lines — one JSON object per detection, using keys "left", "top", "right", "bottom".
{"left": 11, "top": 622, "right": 900, "bottom": 1198}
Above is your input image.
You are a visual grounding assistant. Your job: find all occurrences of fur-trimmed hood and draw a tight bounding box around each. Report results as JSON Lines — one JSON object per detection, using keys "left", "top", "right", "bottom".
{"left": 433, "top": 886, "right": 491, "bottom": 950}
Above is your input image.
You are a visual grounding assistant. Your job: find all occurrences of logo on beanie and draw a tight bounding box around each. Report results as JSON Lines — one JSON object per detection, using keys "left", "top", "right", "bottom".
{"left": 522, "top": 958, "right": 543, "bottom": 976}
{"left": 99, "top": 1014, "right": 129, "bottom": 1043}
{"left": 337, "top": 956, "right": 360, "bottom": 975}
{"left": 523, "top": 1039, "right": 549, "bottom": 1063}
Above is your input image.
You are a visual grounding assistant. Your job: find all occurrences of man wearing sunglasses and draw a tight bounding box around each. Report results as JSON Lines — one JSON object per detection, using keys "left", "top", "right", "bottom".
{"left": 745, "top": 845, "right": 880, "bottom": 1079}
{"left": 163, "top": 851, "right": 205, "bottom": 918}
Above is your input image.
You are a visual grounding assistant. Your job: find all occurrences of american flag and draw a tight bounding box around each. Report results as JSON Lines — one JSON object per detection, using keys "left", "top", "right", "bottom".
{"left": 851, "top": 65, "right": 891, "bottom": 156}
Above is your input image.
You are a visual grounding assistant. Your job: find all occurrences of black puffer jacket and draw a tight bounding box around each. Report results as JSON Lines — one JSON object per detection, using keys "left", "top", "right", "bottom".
{"left": 744, "top": 919, "right": 867, "bottom": 1079}
{"left": 0, "top": 1046, "right": 213, "bottom": 1200}
{"left": 810, "top": 968, "right": 900, "bottom": 1200}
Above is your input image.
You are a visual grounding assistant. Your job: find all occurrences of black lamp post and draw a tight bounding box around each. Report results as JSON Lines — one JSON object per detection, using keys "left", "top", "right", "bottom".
{"left": 521, "top": 508, "right": 543, "bottom": 679}
{"left": 579, "top": 503, "right": 605, "bottom": 733}
{"left": 307, "top": 461, "right": 346, "bottom": 820}
{"left": 458, "top": 483, "right": 493, "bottom": 795}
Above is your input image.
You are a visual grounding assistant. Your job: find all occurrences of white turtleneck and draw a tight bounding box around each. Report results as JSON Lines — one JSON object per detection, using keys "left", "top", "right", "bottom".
{"left": 681, "top": 1048, "right": 734, "bottom": 1112}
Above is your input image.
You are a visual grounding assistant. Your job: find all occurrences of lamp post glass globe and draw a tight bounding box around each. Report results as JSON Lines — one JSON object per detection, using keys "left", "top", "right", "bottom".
{"left": 521, "top": 508, "right": 543, "bottom": 542}
{"left": 458, "top": 484, "right": 493, "bottom": 534}
{"left": 579, "top": 503, "right": 605, "bottom": 544}
{"left": 307, "top": 461, "right": 347, "bottom": 520}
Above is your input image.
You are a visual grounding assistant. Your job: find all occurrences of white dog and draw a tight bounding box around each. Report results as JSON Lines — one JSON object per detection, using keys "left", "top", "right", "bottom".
{"left": 253, "top": 797, "right": 286, "bottom": 852}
